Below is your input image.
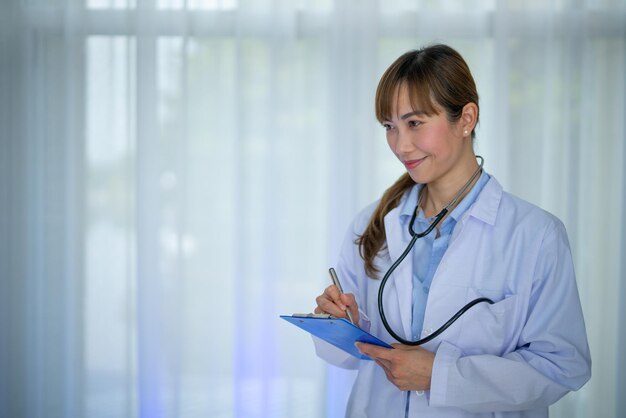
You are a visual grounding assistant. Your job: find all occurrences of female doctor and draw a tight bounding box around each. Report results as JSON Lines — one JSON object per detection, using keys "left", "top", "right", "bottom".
{"left": 313, "top": 44, "right": 591, "bottom": 417}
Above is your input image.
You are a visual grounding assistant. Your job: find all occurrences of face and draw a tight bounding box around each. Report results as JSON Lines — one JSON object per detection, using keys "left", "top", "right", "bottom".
{"left": 382, "top": 83, "right": 468, "bottom": 186}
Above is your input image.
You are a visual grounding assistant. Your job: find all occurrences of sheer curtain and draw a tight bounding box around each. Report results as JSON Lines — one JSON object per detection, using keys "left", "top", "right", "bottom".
{"left": 0, "top": 0, "right": 624, "bottom": 417}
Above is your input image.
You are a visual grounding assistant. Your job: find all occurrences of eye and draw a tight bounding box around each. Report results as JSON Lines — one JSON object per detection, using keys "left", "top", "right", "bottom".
{"left": 408, "top": 120, "right": 422, "bottom": 128}
{"left": 382, "top": 123, "right": 394, "bottom": 131}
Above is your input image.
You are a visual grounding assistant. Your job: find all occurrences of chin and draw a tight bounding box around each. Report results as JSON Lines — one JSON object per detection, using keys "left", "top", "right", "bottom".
{"left": 407, "top": 170, "right": 432, "bottom": 184}
{"left": 407, "top": 170, "right": 428, "bottom": 185}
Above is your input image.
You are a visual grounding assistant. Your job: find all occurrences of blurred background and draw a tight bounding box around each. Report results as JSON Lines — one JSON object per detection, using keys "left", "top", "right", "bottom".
{"left": 0, "top": 0, "right": 624, "bottom": 417}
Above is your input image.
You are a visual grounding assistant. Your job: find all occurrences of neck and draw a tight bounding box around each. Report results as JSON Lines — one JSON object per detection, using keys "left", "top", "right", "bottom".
{"left": 421, "top": 156, "right": 481, "bottom": 218}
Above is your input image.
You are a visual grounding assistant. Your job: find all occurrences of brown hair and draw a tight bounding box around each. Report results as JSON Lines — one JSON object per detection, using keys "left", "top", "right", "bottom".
{"left": 357, "top": 44, "right": 479, "bottom": 278}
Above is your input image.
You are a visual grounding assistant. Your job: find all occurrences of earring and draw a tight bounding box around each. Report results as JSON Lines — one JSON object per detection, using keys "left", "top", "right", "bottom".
{"left": 464, "top": 130, "right": 468, "bottom": 136}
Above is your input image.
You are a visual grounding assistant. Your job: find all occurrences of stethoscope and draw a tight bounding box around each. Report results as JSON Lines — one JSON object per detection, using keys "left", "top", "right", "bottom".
{"left": 377, "top": 155, "right": 494, "bottom": 346}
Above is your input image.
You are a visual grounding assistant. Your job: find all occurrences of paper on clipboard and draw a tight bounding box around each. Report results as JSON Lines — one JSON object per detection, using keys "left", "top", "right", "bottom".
{"left": 280, "top": 314, "right": 393, "bottom": 360}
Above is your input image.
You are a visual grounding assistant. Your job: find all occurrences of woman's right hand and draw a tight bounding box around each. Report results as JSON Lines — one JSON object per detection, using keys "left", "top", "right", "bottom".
{"left": 314, "top": 285, "right": 360, "bottom": 324}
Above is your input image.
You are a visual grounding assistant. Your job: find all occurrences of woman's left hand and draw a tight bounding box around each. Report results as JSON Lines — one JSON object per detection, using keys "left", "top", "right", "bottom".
{"left": 356, "top": 342, "right": 435, "bottom": 391}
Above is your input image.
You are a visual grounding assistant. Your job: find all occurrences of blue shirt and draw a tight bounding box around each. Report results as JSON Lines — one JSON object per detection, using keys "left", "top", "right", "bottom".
{"left": 400, "top": 172, "right": 490, "bottom": 339}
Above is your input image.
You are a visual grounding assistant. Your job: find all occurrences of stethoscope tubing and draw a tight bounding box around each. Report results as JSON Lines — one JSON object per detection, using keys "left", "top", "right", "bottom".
{"left": 377, "top": 156, "right": 494, "bottom": 346}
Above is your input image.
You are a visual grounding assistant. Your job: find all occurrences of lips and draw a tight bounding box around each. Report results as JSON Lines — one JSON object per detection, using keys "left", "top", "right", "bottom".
{"left": 403, "top": 157, "right": 426, "bottom": 170}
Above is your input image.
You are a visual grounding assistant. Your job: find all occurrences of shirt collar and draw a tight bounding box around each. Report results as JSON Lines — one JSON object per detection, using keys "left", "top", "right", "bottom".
{"left": 447, "top": 171, "right": 490, "bottom": 222}
{"left": 398, "top": 171, "right": 490, "bottom": 223}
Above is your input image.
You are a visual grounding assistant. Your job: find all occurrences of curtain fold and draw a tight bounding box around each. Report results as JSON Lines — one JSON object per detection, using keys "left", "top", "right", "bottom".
{"left": 1, "top": 1, "right": 624, "bottom": 417}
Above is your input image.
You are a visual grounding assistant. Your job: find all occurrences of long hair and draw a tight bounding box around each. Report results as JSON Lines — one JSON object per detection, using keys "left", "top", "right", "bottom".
{"left": 357, "top": 44, "right": 479, "bottom": 278}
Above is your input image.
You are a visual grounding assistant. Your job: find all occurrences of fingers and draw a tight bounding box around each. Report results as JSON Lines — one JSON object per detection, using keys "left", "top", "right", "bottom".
{"left": 362, "top": 343, "right": 435, "bottom": 391}
{"left": 339, "top": 293, "right": 359, "bottom": 323}
{"left": 375, "top": 358, "right": 392, "bottom": 371}
{"left": 392, "top": 343, "right": 422, "bottom": 351}
{"left": 324, "top": 285, "right": 344, "bottom": 308}
{"left": 314, "top": 285, "right": 343, "bottom": 317}
{"left": 356, "top": 342, "right": 394, "bottom": 361}
{"left": 340, "top": 293, "right": 360, "bottom": 324}
{"left": 315, "top": 285, "right": 359, "bottom": 321}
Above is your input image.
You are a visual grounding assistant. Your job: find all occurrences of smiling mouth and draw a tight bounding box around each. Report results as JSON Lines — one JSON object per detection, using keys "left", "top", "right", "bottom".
{"left": 403, "top": 157, "right": 426, "bottom": 169}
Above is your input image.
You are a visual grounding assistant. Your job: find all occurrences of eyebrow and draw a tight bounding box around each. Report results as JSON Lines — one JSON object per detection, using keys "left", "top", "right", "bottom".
{"left": 400, "top": 110, "right": 426, "bottom": 120}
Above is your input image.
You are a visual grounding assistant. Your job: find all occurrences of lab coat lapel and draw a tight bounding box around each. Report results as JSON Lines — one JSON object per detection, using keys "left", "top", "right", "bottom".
{"left": 383, "top": 205, "right": 413, "bottom": 340}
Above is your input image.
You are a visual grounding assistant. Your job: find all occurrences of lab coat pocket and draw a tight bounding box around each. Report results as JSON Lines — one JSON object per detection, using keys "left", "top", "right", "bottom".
{"left": 457, "top": 291, "right": 519, "bottom": 357}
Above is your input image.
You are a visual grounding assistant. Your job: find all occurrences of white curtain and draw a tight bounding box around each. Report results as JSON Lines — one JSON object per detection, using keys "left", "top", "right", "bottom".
{"left": 1, "top": 0, "right": 624, "bottom": 417}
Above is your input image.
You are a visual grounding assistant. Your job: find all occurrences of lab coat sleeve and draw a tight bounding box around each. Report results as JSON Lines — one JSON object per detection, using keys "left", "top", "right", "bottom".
{"left": 429, "top": 219, "right": 591, "bottom": 412}
{"left": 312, "top": 205, "right": 375, "bottom": 370}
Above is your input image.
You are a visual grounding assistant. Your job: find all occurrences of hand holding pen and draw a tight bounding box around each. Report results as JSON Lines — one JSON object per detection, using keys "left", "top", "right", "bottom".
{"left": 314, "top": 268, "right": 359, "bottom": 325}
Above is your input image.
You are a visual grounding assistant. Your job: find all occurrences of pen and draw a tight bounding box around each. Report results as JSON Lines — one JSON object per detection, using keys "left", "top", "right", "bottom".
{"left": 328, "top": 267, "right": 355, "bottom": 324}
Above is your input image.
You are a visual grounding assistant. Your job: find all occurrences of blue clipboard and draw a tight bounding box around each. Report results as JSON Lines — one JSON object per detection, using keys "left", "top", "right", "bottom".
{"left": 280, "top": 315, "right": 393, "bottom": 360}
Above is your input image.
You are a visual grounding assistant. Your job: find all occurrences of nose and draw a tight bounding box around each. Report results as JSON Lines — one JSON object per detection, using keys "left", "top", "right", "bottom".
{"left": 393, "top": 126, "right": 414, "bottom": 156}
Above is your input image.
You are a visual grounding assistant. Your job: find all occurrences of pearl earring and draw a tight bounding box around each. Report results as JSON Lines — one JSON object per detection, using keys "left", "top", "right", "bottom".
{"left": 464, "top": 130, "right": 468, "bottom": 136}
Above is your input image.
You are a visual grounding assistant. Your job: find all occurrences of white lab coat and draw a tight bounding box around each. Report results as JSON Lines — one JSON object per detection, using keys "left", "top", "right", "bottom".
{"left": 314, "top": 175, "right": 591, "bottom": 417}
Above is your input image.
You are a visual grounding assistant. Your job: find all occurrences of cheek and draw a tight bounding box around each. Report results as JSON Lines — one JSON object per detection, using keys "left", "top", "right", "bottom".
{"left": 421, "top": 122, "right": 454, "bottom": 154}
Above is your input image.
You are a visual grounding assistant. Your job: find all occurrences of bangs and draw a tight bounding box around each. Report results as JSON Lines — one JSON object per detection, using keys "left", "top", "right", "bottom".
{"left": 375, "top": 65, "right": 439, "bottom": 123}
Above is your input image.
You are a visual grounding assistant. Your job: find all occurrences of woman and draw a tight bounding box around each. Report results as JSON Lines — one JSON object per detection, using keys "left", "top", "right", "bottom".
{"left": 313, "top": 44, "right": 591, "bottom": 417}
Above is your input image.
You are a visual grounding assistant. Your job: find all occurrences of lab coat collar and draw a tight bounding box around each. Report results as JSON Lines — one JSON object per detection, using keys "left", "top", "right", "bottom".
{"left": 399, "top": 183, "right": 421, "bottom": 222}
{"left": 465, "top": 175, "right": 502, "bottom": 226}
{"left": 382, "top": 174, "right": 503, "bottom": 339}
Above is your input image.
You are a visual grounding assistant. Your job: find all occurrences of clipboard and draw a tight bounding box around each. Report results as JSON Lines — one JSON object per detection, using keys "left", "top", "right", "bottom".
{"left": 280, "top": 314, "right": 393, "bottom": 360}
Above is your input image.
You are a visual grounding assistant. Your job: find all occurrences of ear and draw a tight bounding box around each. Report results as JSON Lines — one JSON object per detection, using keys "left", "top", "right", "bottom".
{"left": 460, "top": 102, "right": 478, "bottom": 137}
